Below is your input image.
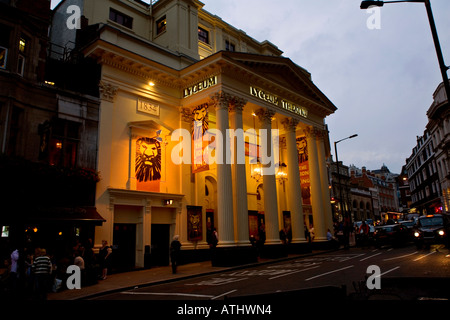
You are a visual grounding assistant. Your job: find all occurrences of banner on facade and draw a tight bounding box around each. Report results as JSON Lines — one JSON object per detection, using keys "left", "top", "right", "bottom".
{"left": 297, "top": 136, "right": 311, "bottom": 206}
{"left": 135, "top": 133, "right": 162, "bottom": 192}
{"left": 187, "top": 205, "right": 203, "bottom": 242}
{"left": 192, "top": 104, "right": 210, "bottom": 174}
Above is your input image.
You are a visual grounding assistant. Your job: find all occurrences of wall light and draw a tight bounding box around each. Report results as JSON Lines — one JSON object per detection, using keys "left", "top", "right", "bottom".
{"left": 164, "top": 199, "right": 173, "bottom": 206}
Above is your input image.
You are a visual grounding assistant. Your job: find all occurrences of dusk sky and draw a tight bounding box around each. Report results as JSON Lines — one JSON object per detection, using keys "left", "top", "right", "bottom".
{"left": 51, "top": 0, "right": 450, "bottom": 174}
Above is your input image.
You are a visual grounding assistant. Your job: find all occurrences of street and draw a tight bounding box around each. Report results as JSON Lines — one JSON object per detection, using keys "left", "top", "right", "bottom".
{"left": 91, "top": 243, "right": 450, "bottom": 301}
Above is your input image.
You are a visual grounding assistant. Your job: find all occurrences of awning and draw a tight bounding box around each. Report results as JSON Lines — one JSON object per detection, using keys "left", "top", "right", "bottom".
{"left": 1, "top": 206, "right": 106, "bottom": 226}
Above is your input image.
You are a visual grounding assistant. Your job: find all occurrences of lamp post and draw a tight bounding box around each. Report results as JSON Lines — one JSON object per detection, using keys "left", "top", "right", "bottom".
{"left": 360, "top": 0, "right": 450, "bottom": 103}
{"left": 334, "top": 134, "right": 358, "bottom": 221}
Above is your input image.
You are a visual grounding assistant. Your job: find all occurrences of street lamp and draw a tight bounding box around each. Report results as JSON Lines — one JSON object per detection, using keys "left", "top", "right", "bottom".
{"left": 360, "top": 0, "right": 450, "bottom": 103}
{"left": 334, "top": 134, "right": 358, "bottom": 221}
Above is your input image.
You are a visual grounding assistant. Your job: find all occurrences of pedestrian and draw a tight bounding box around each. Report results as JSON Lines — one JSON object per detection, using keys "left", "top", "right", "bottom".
{"left": 211, "top": 228, "right": 218, "bottom": 248}
{"left": 358, "top": 221, "right": 370, "bottom": 248}
{"left": 170, "top": 235, "right": 181, "bottom": 274}
{"left": 99, "top": 240, "right": 112, "bottom": 280}
{"left": 32, "top": 248, "right": 52, "bottom": 300}
{"left": 10, "top": 247, "right": 19, "bottom": 296}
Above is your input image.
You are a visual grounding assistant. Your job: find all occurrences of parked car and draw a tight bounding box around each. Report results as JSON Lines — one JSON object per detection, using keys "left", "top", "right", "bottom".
{"left": 413, "top": 214, "right": 450, "bottom": 249}
{"left": 373, "top": 223, "right": 410, "bottom": 248}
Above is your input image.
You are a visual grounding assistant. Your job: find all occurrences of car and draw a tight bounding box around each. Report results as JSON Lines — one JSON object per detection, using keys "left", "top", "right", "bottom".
{"left": 399, "top": 220, "right": 416, "bottom": 240}
{"left": 373, "top": 223, "right": 410, "bottom": 248}
{"left": 413, "top": 214, "right": 450, "bottom": 249}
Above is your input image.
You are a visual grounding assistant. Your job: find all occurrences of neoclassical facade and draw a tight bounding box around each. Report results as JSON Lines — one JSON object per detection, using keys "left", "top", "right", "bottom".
{"left": 52, "top": 0, "right": 337, "bottom": 268}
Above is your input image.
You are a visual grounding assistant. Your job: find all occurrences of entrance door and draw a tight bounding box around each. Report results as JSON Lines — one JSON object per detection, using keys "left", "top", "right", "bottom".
{"left": 151, "top": 224, "right": 170, "bottom": 266}
{"left": 113, "top": 223, "right": 136, "bottom": 272}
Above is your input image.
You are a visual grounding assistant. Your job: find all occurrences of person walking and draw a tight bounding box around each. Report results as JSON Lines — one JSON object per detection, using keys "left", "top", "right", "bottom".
{"left": 32, "top": 248, "right": 52, "bottom": 300}
{"left": 99, "top": 240, "right": 112, "bottom": 280}
{"left": 170, "top": 235, "right": 181, "bottom": 274}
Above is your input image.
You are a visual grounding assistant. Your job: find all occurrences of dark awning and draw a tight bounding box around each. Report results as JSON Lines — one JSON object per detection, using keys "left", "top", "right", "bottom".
{"left": 1, "top": 206, "right": 106, "bottom": 226}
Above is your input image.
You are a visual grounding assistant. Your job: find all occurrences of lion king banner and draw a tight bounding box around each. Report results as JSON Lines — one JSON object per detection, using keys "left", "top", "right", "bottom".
{"left": 135, "top": 135, "right": 162, "bottom": 192}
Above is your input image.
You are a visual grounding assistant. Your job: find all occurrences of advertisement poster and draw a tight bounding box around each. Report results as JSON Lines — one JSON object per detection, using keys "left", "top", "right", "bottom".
{"left": 187, "top": 205, "right": 203, "bottom": 242}
{"left": 135, "top": 135, "right": 162, "bottom": 192}
{"left": 192, "top": 104, "right": 210, "bottom": 174}
{"left": 297, "top": 136, "right": 311, "bottom": 205}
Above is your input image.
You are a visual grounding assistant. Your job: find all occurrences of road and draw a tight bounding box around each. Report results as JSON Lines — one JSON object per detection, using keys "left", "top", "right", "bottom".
{"left": 91, "top": 244, "right": 450, "bottom": 302}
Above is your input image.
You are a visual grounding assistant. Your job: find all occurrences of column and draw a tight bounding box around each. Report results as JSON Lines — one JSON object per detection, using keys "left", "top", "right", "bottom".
{"left": 96, "top": 81, "right": 118, "bottom": 247}
{"left": 256, "top": 108, "right": 280, "bottom": 245}
{"left": 282, "top": 118, "right": 306, "bottom": 243}
{"left": 211, "top": 91, "right": 235, "bottom": 247}
{"left": 229, "top": 97, "right": 250, "bottom": 246}
{"left": 316, "top": 129, "right": 334, "bottom": 233}
{"left": 305, "top": 127, "right": 327, "bottom": 241}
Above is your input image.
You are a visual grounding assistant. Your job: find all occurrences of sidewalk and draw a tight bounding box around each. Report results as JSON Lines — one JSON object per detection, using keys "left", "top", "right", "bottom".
{"left": 48, "top": 249, "right": 333, "bottom": 300}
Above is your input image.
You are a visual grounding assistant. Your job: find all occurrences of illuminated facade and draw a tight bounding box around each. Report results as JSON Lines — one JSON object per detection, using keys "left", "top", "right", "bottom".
{"left": 52, "top": 0, "right": 337, "bottom": 268}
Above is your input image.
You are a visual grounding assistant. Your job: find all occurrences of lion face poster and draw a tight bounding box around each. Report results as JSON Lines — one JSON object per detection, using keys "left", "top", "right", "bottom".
{"left": 135, "top": 136, "right": 162, "bottom": 191}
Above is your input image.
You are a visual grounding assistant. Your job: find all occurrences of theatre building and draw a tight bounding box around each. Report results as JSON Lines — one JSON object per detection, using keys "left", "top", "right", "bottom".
{"left": 51, "top": 0, "right": 337, "bottom": 268}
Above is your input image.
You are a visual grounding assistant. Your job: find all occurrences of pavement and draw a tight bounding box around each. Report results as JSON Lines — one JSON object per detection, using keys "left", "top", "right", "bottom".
{"left": 47, "top": 249, "right": 335, "bottom": 300}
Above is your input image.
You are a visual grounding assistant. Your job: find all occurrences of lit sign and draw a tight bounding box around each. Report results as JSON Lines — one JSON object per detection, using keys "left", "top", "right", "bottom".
{"left": 250, "top": 86, "right": 308, "bottom": 118}
{"left": 183, "top": 76, "right": 218, "bottom": 98}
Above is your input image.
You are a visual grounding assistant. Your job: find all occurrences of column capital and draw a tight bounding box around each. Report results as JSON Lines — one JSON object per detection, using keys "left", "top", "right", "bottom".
{"left": 255, "top": 108, "right": 276, "bottom": 125}
{"left": 99, "top": 81, "right": 118, "bottom": 102}
{"left": 229, "top": 97, "right": 247, "bottom": 114}
{"left": 210, "top": 91, "right": 233, "bottom": 110}
{"left": 281, "top": 118, "right": 299, "bottom": 132}
{"left": 304, "top": 126, "right": 324, "bottom": 139}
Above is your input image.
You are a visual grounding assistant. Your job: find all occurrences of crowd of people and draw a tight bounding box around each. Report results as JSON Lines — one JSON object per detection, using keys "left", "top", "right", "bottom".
{"left": 0, "top": 239, "right": 113, "bottom": 300}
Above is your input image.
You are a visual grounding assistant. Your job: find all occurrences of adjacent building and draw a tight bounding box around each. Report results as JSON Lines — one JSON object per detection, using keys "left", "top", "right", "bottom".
{"left": 50, "top": 0, "right": 338, "bottom": 268}
{"left": 0, "top": 0, "right": 102, "bottom": 261}
{"left": 426, "top": 80, "right": 450, "bottom": 214}
{"left": 405, "top": 130, "right": 442, "bottom": 216}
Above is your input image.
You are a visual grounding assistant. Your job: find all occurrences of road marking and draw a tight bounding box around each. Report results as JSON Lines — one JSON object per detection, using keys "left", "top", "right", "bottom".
{"left": 268, "top": 265, "right": 321, "bottom": 280}
{"left": 382, "top": 251, "right": 418, "bottom": 261}
{"left": 340, "top": 253, "right": 366, "bottom": 261}
{"left": 413, "top": 251, "right": 437, "bottom": 261}
{"left": 121, "top": 292, "right": 215, "bottom": 298}
{"left": 211, "top": 290, "right": 237, "bottom": 300}
{"left": 360, "top": 252, "right": 382, "bottom": 261}
{"left": 378, "top": 266, "right": 400, "bottom": 277}
{"left": 305, "top": 265, "right": 354, "bottom": 281}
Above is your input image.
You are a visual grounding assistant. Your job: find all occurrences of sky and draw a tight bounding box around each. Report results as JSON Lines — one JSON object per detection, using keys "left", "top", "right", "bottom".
{"left": 51, "top": 0, "right": 450, "bottom": 174}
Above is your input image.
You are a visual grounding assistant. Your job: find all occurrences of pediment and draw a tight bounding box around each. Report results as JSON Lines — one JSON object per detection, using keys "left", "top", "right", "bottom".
{"left": 220, "top": 52, "right": 337, "bottom": 116}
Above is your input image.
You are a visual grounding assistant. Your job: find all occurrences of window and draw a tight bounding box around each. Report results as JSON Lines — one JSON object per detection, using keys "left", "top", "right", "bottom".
{"left": 17, "top": 55, "right": 25, "bottom": 76}
{"left": 6, "top": 107, "right": 23, "bottom": 156}
{"left": 156, "top": 15, "right": 166, "bottom": 35}
{"left": 225, "top": 40, "right": 235, "bottom": 52}
{"left": 44, "top": 119, "right": 80, "bottom": 168}
{"left": 109, "top": 8, "right": 133, "bottom": 29}
{"left": 19, "top": 37, "right": 26, "bottom": 53}
{"left": 0, "top": 46, "right": 7, "bottom": 69}
{"left": 198, "top": 27, "right": 209, "bottom": 44}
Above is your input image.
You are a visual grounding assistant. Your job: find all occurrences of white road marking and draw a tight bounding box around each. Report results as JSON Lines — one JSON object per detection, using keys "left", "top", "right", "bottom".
{"left": 268, "top": 265, "right": 321, "bottom": 280}
{"left": 360, "top": 252, "right": 382, "bottom": 261}
{"left": 211, "top": 290, "right": 237, "bottom": 300}
{"left": 121, "top": 292, "right": 215, "bottom": 298}
{"left": 382, "top": 251, "right": 418, "bottom": 261}
{"left": 378, "top": 266, "right": 400, "bottom": 277}
{"left": 305, "top": 265, "right": 354, "bottom": 281}
{"left": 413, "top": 251, "right": 437, "bottom": 261}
